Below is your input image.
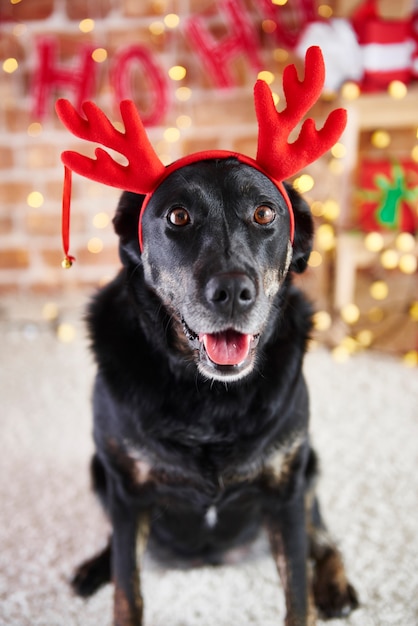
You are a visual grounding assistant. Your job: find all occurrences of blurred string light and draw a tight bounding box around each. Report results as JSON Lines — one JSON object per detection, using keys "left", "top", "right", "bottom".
{"left": 318, "top": 4, "right": 333, "bottom": 18}
{"left": 57, "top": 323, "right": 77, "bottom": 343}
{"left": 308, "top": 250, "right": 322, "bottom": 268}
{"left": 313, "top": 310, "right": 332, "bottom": 331}
{"left": 168, "top": 65, "right": 187, "bottom": 81}
{"left": 293, "top": 174, "right": 314, "bottom": 193}
{"left": 27, "top": 191, "right": 44, "bottom": 208}
{"left": 388, "top": 80, "right": 407, "bottom": 99}
{"left": 164, "top": 13, "right": 180, "bottom": 28}
{"left": 371, "top": 130, "right": 391, "bottom": 148}
{"left": 27, "top": 122, "right": 42, "bottom": 137}
{"left": 340, "top": 303, "right": 360, "bottom": 324}
{"left": 79, "top": 19, "right": 95, "bottom": 33}
{"left": 149, "top": 21, "right": 165, "bottom": 36}
{"left": 316, "top": 223, "right": 335, "bottom": 251}
{"left": 87, "top": 237, "right": 104, "bottom": 254}
{"left": 92, "top": 48, "right": 107, "bottom": 63}
{"left": 3, "top": 58, "right": 18, "bottom": 73}
{"left": 176, "top": 115, "right": 192, "bottom": 129}
{"left": 341, "top": 82, "right": 360, "bottom": 100}
{"left": 163, "top": 127, "right": 180, "bottom": 142}
{"left": 262, "top": 20, "right": 277, "bottom": 34}
{"left": 403, "top": 351, "right": 418, "bottom": 367}
{"left": 257, "top": 70, "right": 275, "bottom": 84}
{"left": 369, "top": 280, "right": 389, "bottom": 300}
{"left": 175, "top": 87, "right": 192, "bottom": 102}
{"left": 93, "top": 212, "right": 111, "bottom": 229}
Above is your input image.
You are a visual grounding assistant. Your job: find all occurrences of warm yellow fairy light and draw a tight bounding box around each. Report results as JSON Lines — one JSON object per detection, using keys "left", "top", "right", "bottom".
{"left": 364, "top": 231, "right": 384, "bottom": 252}
{"left": 356, "top": 329, "right": 374, "bottom": 347}
{"left": 149, "top": 21, "right": 165, "bottom": 36}
{"left": 176, "top": 115, "right": 192, "bottom": 129}
{"left": 368, "top": 306, "right": 384, "bottom": 323}
{"left": 273, "top": 48, "right": 289, "bottom": 63}
{"left": 332, "top": 344, "right": 350, "bottom": 363}
{"left": 403, "top": 350, "right": 418, "bottom": 367}
{"left": 371, "top": 130, "right": 391, "bottom": 149}
{"left": 328, "top": 159, "right": 344, "bottom": 175}
{"left": 316, "top": 223, "right": 335, "bottom": 251}
{"left": 318, "top": 4, "right": 333, "bottom": 18}
{"left": 87, "top": 237, "right": 104, "bottom": 254}
{"left": 310, "top": 201, "right": 324, "bottom": 217}
{"left": 42, "top": 302, "right": 59, "bottom": 321}
{"left": 331, "top": 143, "right": 346, "bottom": 159}
{"left": 93, "top": 212, "right": 110, "bottom": 229}
{"left": 409, "top": 301, "right": 418, "bottom": 321}
{"left": 399, "top": 254, "right": 417, "bottom": 274}
{"left": 411, "top": 146, "right": 418, "bottom": 163}
{"left": 92, "top": 48, "right": 107, "bottom": 63}
{"left": 341, "top": 303, "right": 360, "bottom": 324}
{"left": 341, "top": 336, "right": 359, "bottom": 353}
{"left": 168, "top": 65, "right": 187, "bottom": 81}
{"left": 164, "top": 13, "right": 180, "bottom": 28}
{"left": 27, "top": 122, "right": 42, "bottom": 137}
{"left": 370, "top": 280, "right": 388, "bottom": 300}
{"left": 79, "top": 18, "right": 95, "bottom": 33}
{"left": 11, "top": 0, "right": 23, "bottom": 4}
{"left": 57, "top": 323, "right": 77, "bottom": 343}
{"left": 13, "top": 23, "right": 27, "bottom": 36}
{"left": 27, "top": 191, "right": 44, "bottom": 208}
{"left": 313, "top": 310, "right": 332, "bottom": 331}
{"left": 262, "top": 20, "right": 277, "bottom": 34}
{"left": 388, "top": 80, "right": 407, "bottom": 99}
{"left": 272, "top": 0, "right": 288, "bottom": 5}
{"left": 258, "top": 70, "right": 275, "bottom": 84}
{"left": 293, "top": 174, "right": 314, "bottom": 193}
{"left": 395, "top": 232, "right": 415, "bottom": 252}
{"left": 341, "top": 82, "right": 360, "bottom": 100}
{"left": 322, "top": 199, "right": 340, "bottom": 221}
{"left": 272, "top": 92, "right": 280, "bottom": 106}
{"left": 176, "top": 87, "right": 192, "bottom": 102}
{"left": 164, "top": 127, "right": 180, "bottom": 142}
{"left": 3, "top": 58, "right": 18, "bottom": 73}
{"left": 380, "top": 249, "right": 398, "bottom": 269}
{"left": 308, "top": 250, "right": 322, "bottom": 267}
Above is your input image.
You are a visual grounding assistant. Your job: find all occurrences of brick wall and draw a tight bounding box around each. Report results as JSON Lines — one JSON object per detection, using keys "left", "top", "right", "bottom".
{"left": 0, "top": 0, "right": 341, "bottom": 295}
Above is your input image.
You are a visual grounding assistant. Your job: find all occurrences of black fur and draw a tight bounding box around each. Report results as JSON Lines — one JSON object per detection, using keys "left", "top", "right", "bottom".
{"left": 72, "top": 159, "right": 358, "bottom": 625}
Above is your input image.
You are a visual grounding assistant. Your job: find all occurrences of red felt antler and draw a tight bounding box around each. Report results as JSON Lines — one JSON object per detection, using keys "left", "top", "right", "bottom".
{"left": 255, "top": 46, "right": 347, "bottom": 180}
{"left": 55, "top": 99, "right": 165, "bottom": 194}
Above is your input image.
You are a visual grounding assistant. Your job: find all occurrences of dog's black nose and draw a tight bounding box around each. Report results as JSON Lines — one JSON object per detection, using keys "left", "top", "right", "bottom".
{"left": 205, "top": 273, "right": 256, "bottom": 315}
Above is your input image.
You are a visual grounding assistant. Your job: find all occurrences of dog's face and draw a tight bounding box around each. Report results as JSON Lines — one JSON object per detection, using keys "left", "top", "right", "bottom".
{"left": 115, "top": 158, "right": 313, "bottom": 382}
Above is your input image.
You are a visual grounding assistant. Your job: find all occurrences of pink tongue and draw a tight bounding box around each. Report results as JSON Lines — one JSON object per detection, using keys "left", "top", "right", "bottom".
{"left": 200, "top": 331, "right": 252, "bottom": 366}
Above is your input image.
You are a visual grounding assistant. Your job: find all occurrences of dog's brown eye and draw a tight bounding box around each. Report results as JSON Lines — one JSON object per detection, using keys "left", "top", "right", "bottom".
{"left": 254, "top": 206, "right": 276, "bottom": 225}
{"left": 168, "top": 207, "right": 190, "bottom": 227}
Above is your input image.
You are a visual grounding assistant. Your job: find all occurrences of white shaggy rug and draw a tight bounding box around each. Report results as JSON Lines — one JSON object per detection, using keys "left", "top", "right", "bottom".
{"left": 1, "top": 297, "right": 417, "bottom": 626}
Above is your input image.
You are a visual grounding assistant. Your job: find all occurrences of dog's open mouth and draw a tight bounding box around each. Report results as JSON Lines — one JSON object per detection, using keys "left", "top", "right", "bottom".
{"left": 199, "top": 331, "right": 253, "bottom": 366}
{"left": 182, "top": 320, "right": 260, "bottom": 381}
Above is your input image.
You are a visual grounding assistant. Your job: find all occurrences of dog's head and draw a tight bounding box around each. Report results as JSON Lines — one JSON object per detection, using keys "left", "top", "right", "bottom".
{"left": 114, "top": 157, "right": 313, "bottom": 382}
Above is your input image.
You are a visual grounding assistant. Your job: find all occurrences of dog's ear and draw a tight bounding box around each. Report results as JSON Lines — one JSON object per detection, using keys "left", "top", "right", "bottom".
{"left": 284, "top": 183, "right": 314, "bottom": 274}
{"left": 112, "top": 191, "right": 144, "bottom": 265}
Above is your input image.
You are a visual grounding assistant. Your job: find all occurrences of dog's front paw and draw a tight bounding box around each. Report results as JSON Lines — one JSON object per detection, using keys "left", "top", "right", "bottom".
{"left": 71, "top": 544, "right": 111, "bottom": 597}
{"left": 312, "top": 550, "right": 359, "bottom": 619}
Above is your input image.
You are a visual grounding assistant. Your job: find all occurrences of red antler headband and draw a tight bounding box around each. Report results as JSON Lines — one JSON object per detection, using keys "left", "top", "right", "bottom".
{"left": 56, "top": 46, "right": 347, "bottom": 267}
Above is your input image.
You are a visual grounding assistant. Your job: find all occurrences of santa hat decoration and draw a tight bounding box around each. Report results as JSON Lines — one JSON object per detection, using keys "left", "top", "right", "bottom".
{"left": 56, "top": 46, "right": 347, "bottom": 267}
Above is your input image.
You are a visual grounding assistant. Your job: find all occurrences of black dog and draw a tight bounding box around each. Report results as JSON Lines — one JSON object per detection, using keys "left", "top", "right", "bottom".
{"left": 72, "top": 158, "right": 358, "bottom": 626}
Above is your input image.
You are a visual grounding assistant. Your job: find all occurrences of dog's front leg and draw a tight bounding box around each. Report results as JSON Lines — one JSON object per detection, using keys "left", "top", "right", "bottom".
{"left": 267, "top": 494, "right": 315, "bottom": 626}
{"left": 109, "top": 483, "right": 146, "bottom": 626}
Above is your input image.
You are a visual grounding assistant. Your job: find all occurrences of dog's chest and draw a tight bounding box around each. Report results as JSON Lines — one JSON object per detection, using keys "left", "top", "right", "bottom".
{"left": 122, "top": 429, "right": 304, "bottom": 497}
